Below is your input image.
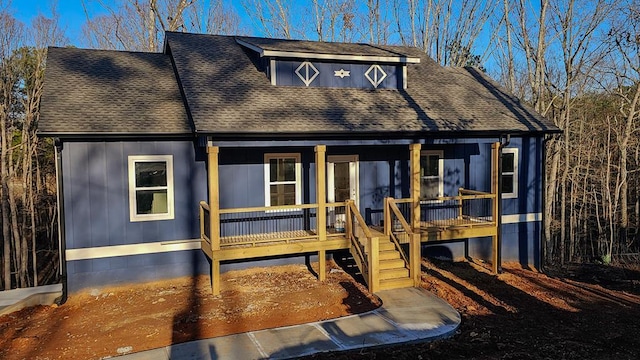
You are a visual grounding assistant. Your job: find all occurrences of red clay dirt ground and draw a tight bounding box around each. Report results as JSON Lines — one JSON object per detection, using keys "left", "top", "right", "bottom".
{"left": 308, "top": 259, "right": 640, "bottom": 360}
{"left": 3, "top": 258, "right": 640, "bottom": 360}
{"left": 0, "top": 261, "right": 379, "bottom": 360}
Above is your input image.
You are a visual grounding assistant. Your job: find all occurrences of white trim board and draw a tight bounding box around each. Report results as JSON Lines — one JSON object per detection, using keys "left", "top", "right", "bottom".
{"left": 66, "top": 239, "right": 201, "bottom": 261}
{"left": 235, "top": 38, "right": 421, "bottom": 64}
{"left": 65, "top": 213, "right": 541, "bottom": 261}
{"left": 502, "top": 213, "right": 541, "bottom": 224}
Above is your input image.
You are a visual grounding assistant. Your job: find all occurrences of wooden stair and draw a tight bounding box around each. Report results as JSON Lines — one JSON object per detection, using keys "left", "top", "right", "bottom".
{"left": 373, "top": 237, "right": 413, "bottom": 291}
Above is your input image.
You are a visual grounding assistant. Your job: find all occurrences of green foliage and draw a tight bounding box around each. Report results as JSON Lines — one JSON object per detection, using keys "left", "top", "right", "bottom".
{"left": 446, "top": 40, "right": 486, "bottom": 72}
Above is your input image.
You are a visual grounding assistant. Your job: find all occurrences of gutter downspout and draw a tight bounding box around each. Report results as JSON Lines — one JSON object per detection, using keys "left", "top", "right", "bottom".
{"left": 497, "top": 134, "right": 511, "bottom": 274}
{"left": 54, "top": 138, "right": 67, "bottom": 305}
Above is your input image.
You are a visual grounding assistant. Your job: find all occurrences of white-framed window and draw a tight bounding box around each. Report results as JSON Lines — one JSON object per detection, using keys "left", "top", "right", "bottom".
{"left": 501, "top": 148, "right": 518, "bottom": 199}
{"left": 420, "top": 150, "right": 444, "bottom": 201}
{"left": 128, "top": 155, "right": 174, "bottom": 222}
{"left": 264, "top": 153, "right": 302, "bottom": 207}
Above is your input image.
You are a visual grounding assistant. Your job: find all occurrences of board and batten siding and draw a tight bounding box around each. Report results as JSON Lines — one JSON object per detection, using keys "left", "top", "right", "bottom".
{"left": 61, "top": 137, "right": 544, "bottom": 291}
{"left": 421, "top": 137, "right": 544, "bottom": 268}
{"left": 61, "top": 140, "right": 210, "bottom": 291}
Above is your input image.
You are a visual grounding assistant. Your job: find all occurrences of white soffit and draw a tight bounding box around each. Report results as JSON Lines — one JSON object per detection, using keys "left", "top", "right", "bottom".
{"left": 235, "top": 38, "right": 421, "bottom": 64}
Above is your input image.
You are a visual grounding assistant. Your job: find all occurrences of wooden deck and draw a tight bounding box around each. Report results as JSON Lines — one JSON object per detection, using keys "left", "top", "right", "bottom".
{"left": 219, "top": 228, "right": 346, "bottom": 248}
{"left": 199, "top": 142, "right": 503, "bottom": 295}
{"left": 420, "top": 216, "right": 496, "bottom": 241}
{"left": 201, "top": 227, "right": 350, "bottom": 262}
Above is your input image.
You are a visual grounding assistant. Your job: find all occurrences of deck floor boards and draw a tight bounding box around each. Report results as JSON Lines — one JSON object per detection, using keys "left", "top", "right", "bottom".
{"left": 220, "top": 228, "right": 345, "bottom": 248}
{"left": 420, "top": 216, "right": 493, "bottom": 230}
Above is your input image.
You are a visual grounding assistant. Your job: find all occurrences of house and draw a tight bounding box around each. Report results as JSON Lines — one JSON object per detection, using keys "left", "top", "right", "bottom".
{"left": 38, "top": 32, "right": 560, "bottom": 298}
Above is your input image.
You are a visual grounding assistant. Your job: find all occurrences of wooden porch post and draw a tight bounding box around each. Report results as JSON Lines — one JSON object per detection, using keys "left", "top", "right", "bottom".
{"left": 410, "top": 143, "right": 421, "bottom": 231}
{"left": 409, "top": 143, "right": 422, "bottom": 287}
{"left": 369, "top": 235, "right": 380, "bottom": 293}
{"left": 315, "top": 145, "right": 327, "bottom": 281}
{"left": 207, "top": 146, "right": 221, "bottom": 295}
{"left": 491, "top": 142, "right": 500, "bottom": 275}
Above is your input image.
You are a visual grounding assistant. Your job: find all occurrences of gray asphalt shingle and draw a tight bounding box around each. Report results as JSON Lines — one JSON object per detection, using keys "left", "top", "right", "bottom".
{"left": 165, "top": 32, "right": 558, "bottom": 136}
{"left": 39, "top": 32, "right": 559, "bottom": 137}
{"left": 38, "top": 47, "right": 191, "bottom": 136}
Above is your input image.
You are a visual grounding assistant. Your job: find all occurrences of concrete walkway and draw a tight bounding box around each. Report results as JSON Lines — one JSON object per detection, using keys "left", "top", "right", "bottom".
{"left": 0, "top": 284, "right": 62, "bottom": 316}
{"left": 118, "top": 287, "right": 461, "bottom": 359}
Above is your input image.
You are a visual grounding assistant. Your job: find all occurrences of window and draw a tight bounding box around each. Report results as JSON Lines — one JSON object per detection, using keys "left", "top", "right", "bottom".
{"left": 501, "top": 148, "right": 518, "bottom": 198}
{"left": 128, "top": 155, "right": 174, "bottom": 222}
{"left": 420, "top": 150, "right": 443, "bottom": 201}
{"left": 264, "top": 153, "right": 302, "bottom": 206}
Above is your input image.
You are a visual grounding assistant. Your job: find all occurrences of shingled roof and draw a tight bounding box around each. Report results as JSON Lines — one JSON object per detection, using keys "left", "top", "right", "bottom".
{"left": 165, "top": 32, "right": 558, "bottom": 137}
{"left": 38, "top": 47, "right": 191, "bottom": 137}
{"left": 39, "top": 32, "right": 559, "bottom": 138}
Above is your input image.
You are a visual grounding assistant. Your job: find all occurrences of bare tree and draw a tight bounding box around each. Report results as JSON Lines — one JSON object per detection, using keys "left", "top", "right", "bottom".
{"left": 82, "top": 0, "right": 199, "bottom": 51}
{"left": 187, "top": 0, "right": 242, "bottom": 35}
{"left": 310, "top": 0, "right": 356, "bottom": 42}
{"left": 1, "top": 2, "right": 66, "bottom": 289}
{"left": 0, "top": 6, "right": 24, "bottom": 290}
{"left": 391, "top": 0, "right": 495, "bottom": 67}
{"left": 242, "top": 0, "right": 294, "bottom": 39}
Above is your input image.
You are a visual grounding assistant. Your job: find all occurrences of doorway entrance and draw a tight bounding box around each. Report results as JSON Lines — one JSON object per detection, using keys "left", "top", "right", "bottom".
{"left": 327, "top": 155, "right": 359, "bottom": 228}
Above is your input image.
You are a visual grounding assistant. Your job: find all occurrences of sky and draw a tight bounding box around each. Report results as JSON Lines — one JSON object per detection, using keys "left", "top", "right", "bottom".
{"left": 8, "top": 0, "right": 251, "bottom": 46}
{"left": 9, "top": 0, "right": 99, "bottom": 44}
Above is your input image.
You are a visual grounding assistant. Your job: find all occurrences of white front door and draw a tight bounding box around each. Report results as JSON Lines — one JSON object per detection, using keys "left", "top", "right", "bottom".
{"left": 327, "top": 155, "right": 359, "bottom": 227}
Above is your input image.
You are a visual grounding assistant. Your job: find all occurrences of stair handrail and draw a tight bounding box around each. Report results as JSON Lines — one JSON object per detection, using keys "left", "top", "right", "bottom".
{"left": 385, "top": 197, "right": 422, "bottom": 287}
{"left": 345, "top": 200, "right": 367, "bottom": 274}
{"left": 346, "top": 200, "right": 379, "bottom": 292}
{"left": 384, "top": 198, "right": 412, "bottom": 266}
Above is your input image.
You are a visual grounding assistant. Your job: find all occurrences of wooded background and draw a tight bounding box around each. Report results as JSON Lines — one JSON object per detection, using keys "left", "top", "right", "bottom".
{"left": 1, "top": 0, "right": 639, "bottom": 290}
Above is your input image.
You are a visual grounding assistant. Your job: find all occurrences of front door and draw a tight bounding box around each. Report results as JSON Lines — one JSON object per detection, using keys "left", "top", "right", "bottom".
{"left": 327, "top": 155, "right": 359, "bottom": 228}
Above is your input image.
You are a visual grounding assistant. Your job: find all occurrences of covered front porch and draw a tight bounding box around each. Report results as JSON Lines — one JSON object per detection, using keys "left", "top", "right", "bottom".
{"left": 199, "top": 143, "right": 501, "bottom": 295}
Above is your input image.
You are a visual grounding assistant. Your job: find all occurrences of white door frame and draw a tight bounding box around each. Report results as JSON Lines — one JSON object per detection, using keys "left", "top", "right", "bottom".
{"left": 327, "top": 155, "right": 359, "bottom": 209}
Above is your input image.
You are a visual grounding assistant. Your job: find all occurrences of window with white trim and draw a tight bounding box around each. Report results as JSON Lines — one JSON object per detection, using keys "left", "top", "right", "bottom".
{"left": 501, "top": 148, "right": 518, "bottom": 198}
{"left": 420, "top": 150, "right": 444, "bottom": 201}
{"left": 128, "top": 155, "right": 174, "bottom": 222}
{"left": 264, "top": 153, "right": 302, "bottom": 206}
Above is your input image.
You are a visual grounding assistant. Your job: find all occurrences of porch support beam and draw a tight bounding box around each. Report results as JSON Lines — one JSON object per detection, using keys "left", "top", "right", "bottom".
{"left": 491, "top": 142, "right": 500, "bottom": 275}
{"left": 207, "top": 146, "right": 221, "bottom": 295}
{"left": 409, "top": 144, "right": 421, "bottom": 232}
{"left": 315, "top": 145, "right": 327, "bottom": 281}
{"left": 410, "top": 143, "right": 422, "bottom": 287}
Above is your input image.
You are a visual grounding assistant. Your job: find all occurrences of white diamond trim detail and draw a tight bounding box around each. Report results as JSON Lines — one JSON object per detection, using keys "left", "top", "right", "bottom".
{"left": 295, "top": 61, "right": 320, "bottom": 86}
{"left": 334, "top": 69, "right": 351, "bottom": 78}
{"left": 365, "top": 64, "right": 387, "bottom": 88}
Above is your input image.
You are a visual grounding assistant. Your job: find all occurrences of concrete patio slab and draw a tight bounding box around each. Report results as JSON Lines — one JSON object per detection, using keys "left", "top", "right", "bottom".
{"left": 114, "top": 286, "right": 461, "bottom": 360}
{"left": 252, "top": 324, "right": 340, "bottom": 359}
{"left": 0, "top": 284, "right": 62, "bottom": 316}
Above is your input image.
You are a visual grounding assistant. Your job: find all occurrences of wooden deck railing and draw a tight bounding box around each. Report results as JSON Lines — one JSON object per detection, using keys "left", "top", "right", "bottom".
{"left": 199, "top": 201, "right": 350, "bottom": 249}
{"left": 199, "top": 201, "right": 213, "bottom": 249}
{"left": 420, "top": 188, "right": 497, "bottom": 228}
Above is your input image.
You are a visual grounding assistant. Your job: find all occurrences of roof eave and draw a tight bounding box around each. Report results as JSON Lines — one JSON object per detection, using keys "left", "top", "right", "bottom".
{"left": 200, "top": 128, "right": 562, "bottom": 141}
{"left": 36, "top": 131, "right": 195, "bottom": 140}
{"left": 235, "top": 38, "right": 421, "bottom": 64}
